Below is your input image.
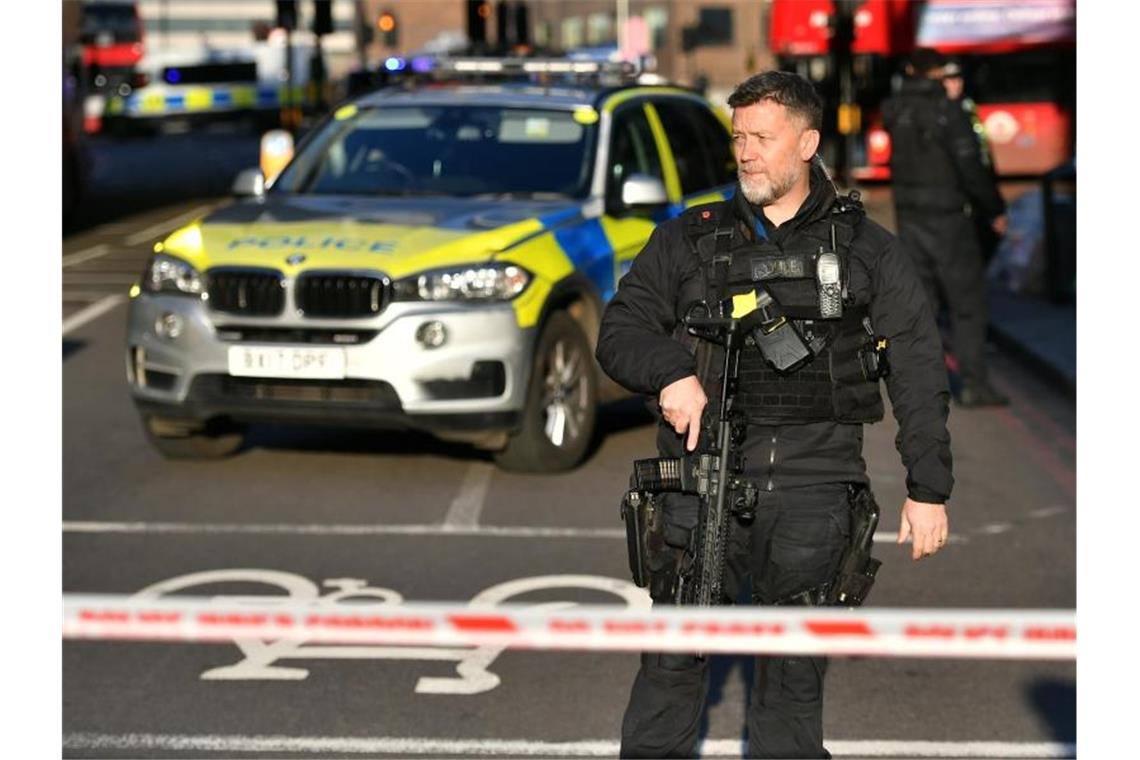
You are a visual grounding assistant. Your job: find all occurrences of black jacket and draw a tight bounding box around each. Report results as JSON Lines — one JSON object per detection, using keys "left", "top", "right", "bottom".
{"left": 596, "top": 169, "right": 954, "bottom": 504}
{"left": 882, "top": 77, "right": 1006, "bottom": 220}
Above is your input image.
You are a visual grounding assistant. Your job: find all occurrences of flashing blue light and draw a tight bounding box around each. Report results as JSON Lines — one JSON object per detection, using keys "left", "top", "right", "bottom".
{"left": 384, "top": 57, "right": 406, "bottom": 72}
{"left": 410, "top": 56, "right": 434, "bottom": 74}
{"left": 165, "top": 68, "right": 182, "bottom": 84}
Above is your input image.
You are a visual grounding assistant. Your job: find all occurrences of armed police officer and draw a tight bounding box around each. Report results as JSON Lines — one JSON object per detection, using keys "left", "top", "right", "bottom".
{"left": 597, "top": 71, "right": 952, "bottom": 759}
{"left": 883, "top": 48, "right": 1009, "bottom": 407}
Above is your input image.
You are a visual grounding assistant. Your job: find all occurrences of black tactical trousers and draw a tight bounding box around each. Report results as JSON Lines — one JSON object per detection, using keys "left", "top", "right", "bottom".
{"left": 895, "top": 208, "right": 990, "bottom": 388}
{"left": 619, "top": 483, "right": 851, "bottom": 759}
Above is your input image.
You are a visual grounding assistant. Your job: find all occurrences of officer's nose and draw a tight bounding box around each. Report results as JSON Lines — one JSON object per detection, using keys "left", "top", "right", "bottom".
{"left": 736, "top": 136, "right": 759, "bottom": 163}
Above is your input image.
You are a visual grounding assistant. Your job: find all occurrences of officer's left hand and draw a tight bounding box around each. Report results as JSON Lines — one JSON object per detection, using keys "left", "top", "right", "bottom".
{"left": 897, "top": 498, "right": 949, "bottom": 561}
{"left": 991, "top": 214, "right": 1008, "bottom": 237}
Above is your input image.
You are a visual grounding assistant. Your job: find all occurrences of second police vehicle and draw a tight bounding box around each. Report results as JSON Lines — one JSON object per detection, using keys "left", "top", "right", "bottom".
{"left": 126, "top": 58, "right": 737, "bottom": 472}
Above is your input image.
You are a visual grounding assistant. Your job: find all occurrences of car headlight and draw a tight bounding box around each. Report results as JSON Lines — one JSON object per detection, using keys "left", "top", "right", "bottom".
{"left": 392, "top": 263, "right": 531, "bottom": 302}
{"left": 143, "top": 254, "right": 203, "bottom": 295}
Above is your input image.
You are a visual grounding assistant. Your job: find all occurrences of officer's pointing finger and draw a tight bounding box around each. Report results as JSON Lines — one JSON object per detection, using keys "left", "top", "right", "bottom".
{"left": 685, "top": 411, "right": 701, "bottom": 451}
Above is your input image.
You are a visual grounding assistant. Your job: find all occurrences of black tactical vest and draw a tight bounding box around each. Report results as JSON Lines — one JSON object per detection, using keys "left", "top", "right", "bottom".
{"left": 684, "top": 195, "right": 884, "bottom": 426}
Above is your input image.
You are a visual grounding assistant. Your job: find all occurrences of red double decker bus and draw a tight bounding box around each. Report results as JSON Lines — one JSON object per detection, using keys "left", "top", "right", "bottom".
{"left": 769, "top": 0, "right": 1075, "bottom": 179}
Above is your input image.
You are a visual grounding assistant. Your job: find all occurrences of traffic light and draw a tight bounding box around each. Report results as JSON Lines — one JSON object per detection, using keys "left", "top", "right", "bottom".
{"left": 313, "top": 0, "right": 333, "bottom": 36}
{"left": 467, "top": 0, "right": 490, "bottom": 47}
{"left": 377, "top": 9, "right": 398, "bottom": 48}
{"left": 275, "top": 0, "right": 297, "bottom": 31}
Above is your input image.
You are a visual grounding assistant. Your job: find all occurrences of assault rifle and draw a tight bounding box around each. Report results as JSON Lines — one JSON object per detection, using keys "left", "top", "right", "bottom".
{"left": 621, "top": 301, "right": 758, "bottom": 607}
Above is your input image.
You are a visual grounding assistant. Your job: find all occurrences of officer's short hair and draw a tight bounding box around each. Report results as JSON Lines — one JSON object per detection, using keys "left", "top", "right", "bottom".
{"left": 727, "top": 71, "right": 823, "bottom": 131}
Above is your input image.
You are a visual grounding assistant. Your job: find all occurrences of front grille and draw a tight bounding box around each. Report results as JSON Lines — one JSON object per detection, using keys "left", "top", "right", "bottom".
{"left": 207, "top": 269, "right": 285, "bottom": 316}
{"left": 296, "top": 273, "right": 389, "bottom": 319}
{"left": 214, "top": 327, "right": 379, "bottom": 345}
{"left": 193, "top": 375, "right": 402, "bottom": 407}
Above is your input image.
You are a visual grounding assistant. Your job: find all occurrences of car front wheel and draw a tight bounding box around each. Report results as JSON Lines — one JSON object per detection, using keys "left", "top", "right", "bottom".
{"left": 494, "top": 311, "right": 597, "bottom": 472}
{"left": 141, "top": 414, "right": 246, "bottom": 459}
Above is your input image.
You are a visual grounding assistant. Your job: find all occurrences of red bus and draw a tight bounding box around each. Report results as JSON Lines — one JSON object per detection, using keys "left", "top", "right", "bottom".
{"left": 769, "top": 0, "right": 1075, "bottom": 179}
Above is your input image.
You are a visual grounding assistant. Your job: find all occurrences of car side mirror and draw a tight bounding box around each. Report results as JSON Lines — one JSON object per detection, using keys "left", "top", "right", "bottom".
{"left": 620, "top": 174, "right": 669, "bottom": 209}
{"left": 231, "top": 168, "right": 265, "bottom": 198}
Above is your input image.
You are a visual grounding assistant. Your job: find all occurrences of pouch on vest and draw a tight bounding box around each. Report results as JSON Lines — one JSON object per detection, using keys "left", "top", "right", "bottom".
{"left": 735, "top": 288, "right": 814, "bottom": 373}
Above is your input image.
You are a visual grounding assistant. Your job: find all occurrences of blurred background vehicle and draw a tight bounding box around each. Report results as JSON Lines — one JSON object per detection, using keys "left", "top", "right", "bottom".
{"left": 768, "top": 0, "right": 1075, "bottom": 181}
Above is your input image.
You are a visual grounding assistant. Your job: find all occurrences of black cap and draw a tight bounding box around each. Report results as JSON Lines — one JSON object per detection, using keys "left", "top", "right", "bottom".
{"left": 908, "top": 47, "right": 947, "bottom": 76}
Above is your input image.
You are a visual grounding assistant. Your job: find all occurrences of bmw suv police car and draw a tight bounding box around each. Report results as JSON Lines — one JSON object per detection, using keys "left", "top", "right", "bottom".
{"left": 126, "top": 58, "right": 737, "bottom": 471}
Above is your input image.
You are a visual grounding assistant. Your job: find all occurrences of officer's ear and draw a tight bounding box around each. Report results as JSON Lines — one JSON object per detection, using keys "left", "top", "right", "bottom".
{"left": 799, "top": 128, "right": 820, "bottom": 161}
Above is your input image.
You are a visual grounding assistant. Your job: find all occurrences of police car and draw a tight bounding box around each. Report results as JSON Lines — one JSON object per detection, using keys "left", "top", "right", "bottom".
{"left": 126, "top": 58, "right": 737, "bottom": 471}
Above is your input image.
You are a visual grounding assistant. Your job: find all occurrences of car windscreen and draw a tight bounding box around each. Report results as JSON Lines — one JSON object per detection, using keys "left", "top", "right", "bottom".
{"left": 274, "top": 105, "right": 596, "bottom": 199}
{"left": 81, "top": 3, "right": 141, "bottom": 44}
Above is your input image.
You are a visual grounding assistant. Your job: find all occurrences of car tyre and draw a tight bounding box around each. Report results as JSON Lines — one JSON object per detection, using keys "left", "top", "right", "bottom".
{"left": 494, "top": 311, "right": 597, "bottom": 473}
{"left": 142, "top": 414, "right": 246, "bottom": 459}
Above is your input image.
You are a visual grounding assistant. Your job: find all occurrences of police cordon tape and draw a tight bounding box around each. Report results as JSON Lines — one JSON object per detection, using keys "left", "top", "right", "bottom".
{"left": 62, "top": 595, "right": 1075, "bottom": 660}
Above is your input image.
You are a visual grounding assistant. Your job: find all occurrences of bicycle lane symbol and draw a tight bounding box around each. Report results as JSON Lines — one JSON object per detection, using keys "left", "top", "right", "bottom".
{"left": 131, "top": 569, "right": 650, "bottom": 695}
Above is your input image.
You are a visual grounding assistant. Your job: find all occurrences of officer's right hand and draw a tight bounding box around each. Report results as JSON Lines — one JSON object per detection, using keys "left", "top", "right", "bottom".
{"left": 659, "top": 375, "right": 708, "bottom": 452}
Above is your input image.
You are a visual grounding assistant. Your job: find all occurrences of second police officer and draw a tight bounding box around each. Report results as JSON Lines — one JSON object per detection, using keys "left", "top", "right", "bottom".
{"left": 597, "top": 71, "right": 953, "bottom": 759}
{"left": 883, "top": 48, "right": 1009, "bottom": 407}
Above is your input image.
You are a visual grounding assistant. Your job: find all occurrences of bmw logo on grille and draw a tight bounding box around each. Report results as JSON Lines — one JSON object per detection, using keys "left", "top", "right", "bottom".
{"left": 286, "top": 253, "right": 307, "bottom": 265}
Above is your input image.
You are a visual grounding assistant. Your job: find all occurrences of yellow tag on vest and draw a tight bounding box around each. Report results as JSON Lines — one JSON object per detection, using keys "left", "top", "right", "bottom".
{"left": 731, "top": 290, "right": 758, "bottom": 318}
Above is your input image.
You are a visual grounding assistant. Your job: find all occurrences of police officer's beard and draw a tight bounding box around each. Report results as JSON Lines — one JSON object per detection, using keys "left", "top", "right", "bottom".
{"left": 738, "top": 165, "right": 798, "bottom": 206}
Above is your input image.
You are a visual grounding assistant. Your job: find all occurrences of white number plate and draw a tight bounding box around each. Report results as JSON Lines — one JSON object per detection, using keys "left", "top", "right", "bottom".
{"left": 227, "top": 346, "right": 347, "bottom": 380}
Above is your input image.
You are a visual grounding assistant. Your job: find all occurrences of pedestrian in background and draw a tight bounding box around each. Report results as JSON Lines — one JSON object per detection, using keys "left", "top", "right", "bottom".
{"left": 883, "top": 48, "right": 1009, "bottom": 407}
{"left": 598, "top": 70, "right": 952, "bottom": 759}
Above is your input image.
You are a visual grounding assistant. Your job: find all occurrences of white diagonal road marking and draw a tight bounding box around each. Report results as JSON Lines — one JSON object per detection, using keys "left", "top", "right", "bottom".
{"left": 443, "top": 461, "right": 496, "bottom": 528}
{"left": 62, "top": 295, "right": 126, "bottom": 336}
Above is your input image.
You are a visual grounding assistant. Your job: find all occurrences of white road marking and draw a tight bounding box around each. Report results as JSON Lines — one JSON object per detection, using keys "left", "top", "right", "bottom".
{"left": 61, "top": 243, "right": 111, "bottom": 268}
{"left": 1026, "top": 506, "right": 1069, "bottom": 519}
{"left": 64, "top": 523, "right": 975, "bottom": 543}
{"left": 62, "top": 272, "right": 139, "bottom": 284}
{"left": 443, "top": 462, "right": 495, "bottom": 528}
{"left": 124, "top": 203, "right": 212, "bottom": 246}
{"left": 61, "top": 295, "right": 126, "bottom": 336}
{"left": 62, "top": 520, "right": 626, "bottom": 539}
{"left": 60, "top": 734, "right": 1076, "bottom": 758}
{"left": 63, "top": 290, "right": 137, "bottom": 302}
{"left": 980, "top": 523, "right": 1014, "bottom": 535}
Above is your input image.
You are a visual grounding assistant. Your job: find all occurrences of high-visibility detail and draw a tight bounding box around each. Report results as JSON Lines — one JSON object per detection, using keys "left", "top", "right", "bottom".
{"left": 162, "top": 224, "right": 205, "bottom": 262}
{"left": 573, "top": 106, "right": 600, "bottom": 125}
{"left": 62, "top": 595, "right": 1076, "bottom": 660}
{"left": 184, "top": 87, "right": 213, "bottom": 111}
{"left": 335, "top": 104, "right": 359, "bottom": 121}
{"left": 642, "top": 103, "right": 682, "bottom": 201}
{"left": 511, "top": 277, "right": 552, "bottom": 328}
{"left": 600, "top": 215, "right": 656, "bottom": 291}
{"left": 106, "top": 84, "right": 313, "bottom": 119}
{"left": 139, "top": 90, "right": 166, "bottom": 114}
{"left": 601, "top": 87, "right": 697, "bottom": 113}
{"left": 162, "top": 218, "right": 549, "bottom": 282}
{"left": 497, "top": 233, "right": 573, "bottom": 327}
{"left": 732, "top": 290, "right": 758, "bottom": 318}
